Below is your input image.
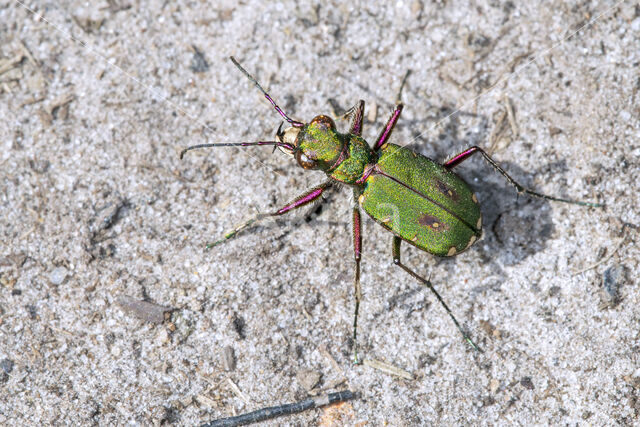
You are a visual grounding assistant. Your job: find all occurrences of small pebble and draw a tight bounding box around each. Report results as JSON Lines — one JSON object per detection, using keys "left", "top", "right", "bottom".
{"left": 489, "top": 378, "right": 499, "bottom": 394}
{"left": 520, "top": 376, "right": 534, "bottom": 390}
{"left": 49, "top": 267, "right": 68, "bottom": 285}
{"left": 222, "top": 346, "right": 236, "bottom": 371}
{"left": 0, "top": 358, "right": 14, "bottom": 374}
{"left": 601, "top": 264, "right": 625, "bottom": 307}
{"left": 156, "top": 328, "right": 170, "bottom": 345}
{"left": 296, "top": 369, "right": 321, "bottom": 391}
{"left": 367, "top": 100, "right": 377, "bottom": 123}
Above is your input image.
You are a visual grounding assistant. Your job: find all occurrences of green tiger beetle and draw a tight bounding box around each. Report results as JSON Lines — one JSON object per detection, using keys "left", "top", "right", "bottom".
{"left": 181, "top": 56, "right": 603, "bottom": 363}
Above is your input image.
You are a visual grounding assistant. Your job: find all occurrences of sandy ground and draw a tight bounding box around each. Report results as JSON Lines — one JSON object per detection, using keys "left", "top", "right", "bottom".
{"left": 1, "top": 1, "right": 639, "bottom": 425}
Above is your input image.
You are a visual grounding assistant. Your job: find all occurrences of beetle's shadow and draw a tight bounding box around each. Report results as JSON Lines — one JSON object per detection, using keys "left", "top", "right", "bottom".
{"left": 404, "top": 109, "right": 563, "bottom": 269}
{"left": 458, "top": 160, "right": 559, "bottom": 267}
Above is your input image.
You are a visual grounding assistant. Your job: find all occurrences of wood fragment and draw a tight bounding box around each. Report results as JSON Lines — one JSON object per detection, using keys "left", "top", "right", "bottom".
{"left": 116, "top": 295, "right": 173, "bottom": 323}
{"left": 503, "top": 95, "right": 518, "bottom": 137}
{"left": 363, "top": 358, "right": 413, "bottom": 380}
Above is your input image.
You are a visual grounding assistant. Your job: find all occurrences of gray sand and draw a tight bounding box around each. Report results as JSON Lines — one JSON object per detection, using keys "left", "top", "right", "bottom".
{"left": 1, "top": 1, "right": 639, "bottom": 425}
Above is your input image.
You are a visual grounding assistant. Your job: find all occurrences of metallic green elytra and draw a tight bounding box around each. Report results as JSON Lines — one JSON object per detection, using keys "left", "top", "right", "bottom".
{"left": 181, "top": 57, "right": 603, "bottom": 363}
{"left": 360, "top": 144, "right": 482, "bottom": 257}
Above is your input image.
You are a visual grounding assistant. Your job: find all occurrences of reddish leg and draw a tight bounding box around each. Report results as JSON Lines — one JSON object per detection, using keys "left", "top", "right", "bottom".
{"left": 374, "top": 104, "right": 403, "bottom": 152}
{"left": 207, "top": 181, "right": 332, "bottom": 248}
{"left": 445, "top": 146, "right": 603, "bottom": 207}
{"left": 392, "top": 236, "right": 481, "bottom": 352}
{"left": 347, "top": 100, "right": 365, "bottom": 136}
{"left": 351, "top": 193, "right": 363, "bottom": 364}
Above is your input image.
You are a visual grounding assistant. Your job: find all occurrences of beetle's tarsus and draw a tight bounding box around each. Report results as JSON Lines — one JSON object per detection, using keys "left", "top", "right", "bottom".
{"left": 392, "top": 236, "right": 483, "bottom": 352}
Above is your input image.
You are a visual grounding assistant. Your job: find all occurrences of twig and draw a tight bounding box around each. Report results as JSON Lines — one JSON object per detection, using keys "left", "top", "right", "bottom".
{"left": 572, "top": 236, "right": 626, "bottom": 275}
{"left": 226, "top": 378, "right": 250, "bottom": 405}
{"left": 201, "top": 390, "right": 356, "bottom": 427}
{"left": 488, "top": 109, "right": 507, "bottom": 151}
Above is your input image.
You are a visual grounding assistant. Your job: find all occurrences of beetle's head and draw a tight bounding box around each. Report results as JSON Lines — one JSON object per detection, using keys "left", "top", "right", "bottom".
{"left": 180, "top": 58, "right": 346, "bottom": 165}
{"left": 276, "top": 115, "right": 343, "bottom": 171}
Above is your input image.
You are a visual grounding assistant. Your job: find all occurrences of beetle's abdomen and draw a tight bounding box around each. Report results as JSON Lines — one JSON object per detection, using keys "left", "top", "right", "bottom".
{"left": 360, "top": 144, "right": 482, "bottom": 256}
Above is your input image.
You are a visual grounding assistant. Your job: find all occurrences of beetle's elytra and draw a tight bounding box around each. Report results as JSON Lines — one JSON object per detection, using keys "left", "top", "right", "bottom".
{"left": 181, "top": 57, "right": 602, "bottom": 363}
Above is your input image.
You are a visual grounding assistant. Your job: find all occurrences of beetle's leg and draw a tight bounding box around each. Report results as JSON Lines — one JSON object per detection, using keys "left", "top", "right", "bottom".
{"left": 351, "top": 190, "right": 363, "bottom": 364}
{"left": 396, "top": 70, "right": 411, "bottom": 104}
{"left": 444, "top": 146, "right": 603, "bottom": 207}
{"left": 373, "top": 104, "right": 403, "bottom": 152}
{"left": 206, "top": 180, "right": 332, "bottom": 249}
{"left": 345, "top": 100, "right": 365, "bottom": 136}
{"left": 391, "top": 236, "right": 482, "bottom": 352}
{"left": 369, "top": 71, "right": 409, "bottom": 151}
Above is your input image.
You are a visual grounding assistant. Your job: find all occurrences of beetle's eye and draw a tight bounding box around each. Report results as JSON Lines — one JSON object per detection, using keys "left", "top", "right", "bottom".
{"left": 310, "top": 115, "right": 336, "bottom": 130}
{"left": 295, "top": 151, "right": 317, "bottom": 169}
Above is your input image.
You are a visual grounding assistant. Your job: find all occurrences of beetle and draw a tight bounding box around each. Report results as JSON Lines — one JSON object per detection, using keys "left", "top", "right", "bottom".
{"left": 181, "top": 57, "right": 602, "bottom": 363}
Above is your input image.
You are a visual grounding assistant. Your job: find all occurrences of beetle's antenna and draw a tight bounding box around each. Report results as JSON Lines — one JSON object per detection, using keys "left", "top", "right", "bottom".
{"left": 230, "top": 56, "right": 304, "bottom": 128}
{"left": 180, "top": 141, "right": 295, "bottom": 159}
